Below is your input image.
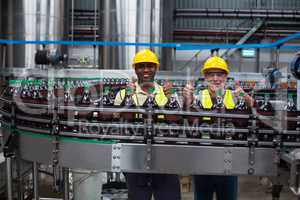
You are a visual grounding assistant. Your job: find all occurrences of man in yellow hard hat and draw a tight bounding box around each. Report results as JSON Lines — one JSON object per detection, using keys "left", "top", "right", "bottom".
{"left": 183, "top": 56, "right": 254, "bottom": 200}
{"left": 114, "top": 49, "right": 181, "bottom": 200}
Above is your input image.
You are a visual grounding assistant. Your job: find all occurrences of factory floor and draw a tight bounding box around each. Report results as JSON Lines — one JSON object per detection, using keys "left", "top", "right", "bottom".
{"left": 101, "top": 176, "right": 297, "bottom": 200}
{"left": 180, "top": 176, "right": 297, "bottom": 200}
{"left": 34, "top": 175, "right": 298, "bottom": 200}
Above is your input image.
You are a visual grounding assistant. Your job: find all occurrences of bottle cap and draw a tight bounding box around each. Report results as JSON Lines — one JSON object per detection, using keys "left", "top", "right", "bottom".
{"left": 104, "top": 86, "right": 110, "bottom": 93}
{"left": 170, "top": 88, "right": 176, "bottom": 95}
{"left": 126, "top": 87, "right": 134, "bottom": 94}
{"left": 148, "top": 87, "right": 155, "bottom": 94}
{"left": 216, "top": 88, "right": 222, "bottom": 97}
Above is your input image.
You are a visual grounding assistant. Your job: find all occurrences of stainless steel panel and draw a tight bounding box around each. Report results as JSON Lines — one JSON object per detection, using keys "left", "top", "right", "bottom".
{"left": 231, "top": 148, "right": 277, "bottom": 176}
{"left": 18, "top": 134, "right": 53, "bottom": 164}
{"left": 2, "top": 0, "right": 67, "bottom": 69}
{"left": 59, "top": 140, "right": 113, "bottom": 170}
{"left": 120, "top": 143, "right": 278, "bottom": 175}
{"left": 18, "top": 133, "right": 113, "bottom": 171}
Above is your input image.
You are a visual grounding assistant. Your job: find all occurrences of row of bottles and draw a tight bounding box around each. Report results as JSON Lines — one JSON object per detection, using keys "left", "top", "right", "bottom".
{"left": 6, "top": 79, "right": 298, "bottom": 112}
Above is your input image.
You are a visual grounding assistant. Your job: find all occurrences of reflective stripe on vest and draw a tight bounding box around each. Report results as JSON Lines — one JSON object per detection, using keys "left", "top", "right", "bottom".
{"left": 154, "top": 86, "right": 168, "bottom": 107}
{"left": 120, "top": 89, "right": 139, "bottom": 105}
{"left": 201, "top": 89, "right": 235, "bottom": 109}
{"left": 120, "top": 86, "right": 168, "bottom": 107}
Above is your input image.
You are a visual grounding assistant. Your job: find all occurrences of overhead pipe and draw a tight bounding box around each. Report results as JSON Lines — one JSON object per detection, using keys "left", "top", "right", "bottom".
{"left": 175, "top": 8, "right": 300, "bottom": 20}
{"left": 174, "top": 29, "right": 296, "bottom": 39}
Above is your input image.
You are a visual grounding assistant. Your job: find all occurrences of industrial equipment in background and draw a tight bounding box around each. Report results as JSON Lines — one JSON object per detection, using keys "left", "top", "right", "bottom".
{"left": 0, "top": 67, "right": 299, "bottom": 199}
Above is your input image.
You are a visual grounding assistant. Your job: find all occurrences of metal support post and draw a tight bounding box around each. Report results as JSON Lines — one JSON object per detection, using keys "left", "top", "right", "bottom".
{"left": 16, "top": 156, "right": 24, "bottom": 200}
{"left": 247, "top": 113, "right": 258, "bottom": 175}
{"left": 6, "top": 157, "right": 13, "bottom": 200}
{"left": 33, "top": 162, "right": 39, "bottom": 200}
{"left": 63, "top": 168, "right": 70, "bottom": 200}
{"left": 145, "top": 108, "right": 154, "bottom": 170}
{"left": 0, "top": 121, "right": 3, "bottom": 151}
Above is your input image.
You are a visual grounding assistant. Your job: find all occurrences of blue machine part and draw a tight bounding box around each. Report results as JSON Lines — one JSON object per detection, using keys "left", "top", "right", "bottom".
{"left": 290, "top": 54, "right": 300, "bottom": 80}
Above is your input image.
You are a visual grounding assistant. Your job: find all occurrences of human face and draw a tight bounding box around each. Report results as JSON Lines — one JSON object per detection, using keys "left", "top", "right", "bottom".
{"left": 204, "top": 69, "right": 227, "bottom": 90}
{"left": 135, "top": 62, "right": 157, "bottom": 84}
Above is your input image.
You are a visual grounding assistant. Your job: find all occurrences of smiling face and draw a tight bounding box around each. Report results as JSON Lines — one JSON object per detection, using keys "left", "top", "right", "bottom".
{"left": 134, "top": 62, "right": 157, "bottom": 84}
{"left": 204, "top": 69, "right": 228, "bottom": 92}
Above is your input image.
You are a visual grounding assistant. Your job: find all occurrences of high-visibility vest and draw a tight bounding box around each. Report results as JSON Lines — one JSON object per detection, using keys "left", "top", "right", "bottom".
{"left": 201, "top": 89, "right": 235, "bottom": 109}
{"left": 119, "top": 86, "right": 168, "bottom": 107}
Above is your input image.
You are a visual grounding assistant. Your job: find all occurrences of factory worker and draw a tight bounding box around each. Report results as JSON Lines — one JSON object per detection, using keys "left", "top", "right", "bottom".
{"left": 114, "top": 49, "right": 181, "bottom": 200}
{"left": 183, "top": 56, "right": 254, "bottom": 200}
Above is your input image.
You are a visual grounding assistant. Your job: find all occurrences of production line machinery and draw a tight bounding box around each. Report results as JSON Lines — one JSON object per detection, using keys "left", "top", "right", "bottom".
{"left": 0, "top": 69, "right": 300, "bottom": 199}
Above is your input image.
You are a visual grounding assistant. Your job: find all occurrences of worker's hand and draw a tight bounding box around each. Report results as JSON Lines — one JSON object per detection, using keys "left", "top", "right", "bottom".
{"left": 183, "top": 81, "right": 195, "bottom": 107}
{"left": 163, "top": 81, "right": 173, "bottom": 98}
{"left": 208, "top": 84, "right": 224, "bottom": 97}
{"left": 234, "top": 81, "right": 244, "bottom": 97}
{"left": 234, "top": 80, "right": 255, "bottom": 107}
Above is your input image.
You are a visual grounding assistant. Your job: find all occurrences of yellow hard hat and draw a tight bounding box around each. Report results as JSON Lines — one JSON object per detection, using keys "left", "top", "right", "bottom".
{"left": 201, "top": 56, "right": 229, "bottom": 75}
{"left": 132, "top": 49, "right": 160, "bottom": 68}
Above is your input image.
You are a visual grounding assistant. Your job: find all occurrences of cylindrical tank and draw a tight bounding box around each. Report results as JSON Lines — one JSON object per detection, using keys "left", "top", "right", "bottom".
{"left": 99, "top": 0, "right": 173, "bottom": 70}
{"left": 0, "top": 0, "right": 2, "bottom": 69}
{"left": 2, "top": 0, "right": 68, "bottom": 68}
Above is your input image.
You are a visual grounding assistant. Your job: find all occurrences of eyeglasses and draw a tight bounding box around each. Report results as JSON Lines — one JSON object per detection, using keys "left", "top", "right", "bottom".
{"left": 205, "top": 72, "right": 226, "bottom": 77}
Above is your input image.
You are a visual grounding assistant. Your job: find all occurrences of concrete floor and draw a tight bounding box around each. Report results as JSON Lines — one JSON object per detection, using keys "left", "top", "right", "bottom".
{"left": 181, "top": 176, "right": 297, "bottom": 200}
{"left": 38, "top": 175, "right": 298, "bottom": 200}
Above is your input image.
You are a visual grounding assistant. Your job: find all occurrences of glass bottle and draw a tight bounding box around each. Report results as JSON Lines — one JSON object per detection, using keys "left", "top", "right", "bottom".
{"left": 165, "top": 88, "right": 180, "bottom": 110}
{"left": 81, "top": 84, "right": 91, "bottom": 105}
{"left": 64, "top": 82, "right": 73, "bottom": 105}
{"left": 121, "top": 87, "right": 135, "bottom": 107}
{"left": 142, "top": 87, "right": 157, "bottom": 108}
{"left": 102, "top": 86, "right": 114, "bottom": 106}
{"left": 285, "top": 93, "right": 297, "bottom": 112}
{"left": 214, "top": 88, "right": 224, "bottom": 109}
{"left": 20, "top": 82, "right": 29, "bottom": 99}
{"left": 258, "top": 93, "right": 273, "bottom": 112}
{"left": 235, "top": 91, "right": 247, "bottom": 111}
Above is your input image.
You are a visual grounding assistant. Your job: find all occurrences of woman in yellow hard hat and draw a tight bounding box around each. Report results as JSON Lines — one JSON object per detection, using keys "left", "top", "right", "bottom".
{"left": 183, "top": 56, "right": 254, "bottom": 200}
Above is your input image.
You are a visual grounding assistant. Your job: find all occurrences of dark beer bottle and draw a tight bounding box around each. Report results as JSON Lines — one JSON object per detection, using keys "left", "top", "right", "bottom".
{"left": 64, "top": 82, "right": 73, "bottom": 105}
{"left": 102, "top": 86, "right": 114, "bottom": 106}
{"left": 81, "top": 84, "right": 91, "bottom": 105}
{"left": 165, "top": 88, "right": 180, "bottom": 110}
{"left": 258, "top": 93, "right": 273, "bottom": 112}
{"left": 192, "top": 89, "right": 203, "bottom": 110}
{"left": 214, "top": 88, "right": 224, "bottom": 109}
{"left": 235, "top": 91, "right": 247, "bottom": 111}
{"left": 285, "top": 93, "right": 297, "bottom": 112}
{"left": 143, "top": 87, "right": 157, "bottom": 108}
{"left": 121, "top": 87, "right": 135, "bottom": 107}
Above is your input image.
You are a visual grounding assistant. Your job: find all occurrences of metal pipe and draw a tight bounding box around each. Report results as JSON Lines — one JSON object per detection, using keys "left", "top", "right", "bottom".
{"left": 71, "top": 0, "right": 75, "bottom": 43}
{"left": 175, "top": 8, "right": 300, "bottom": 19}
{"left": 33, "top": 162, "right": 39, "bottom": 200}
{"left": 63, "top": 168, "right": 70, "bottom": 200}
{"left": 6, "top": 157, "right": 13, "bottom": 200}
{"left": 174, "top": 29, "right": 296, "bottom": 38}
{"left": 3, "top": 0, "right": 67, "bottom": 69}
{"left": 93, "top": 0, "right": 97, "bottom": 68}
